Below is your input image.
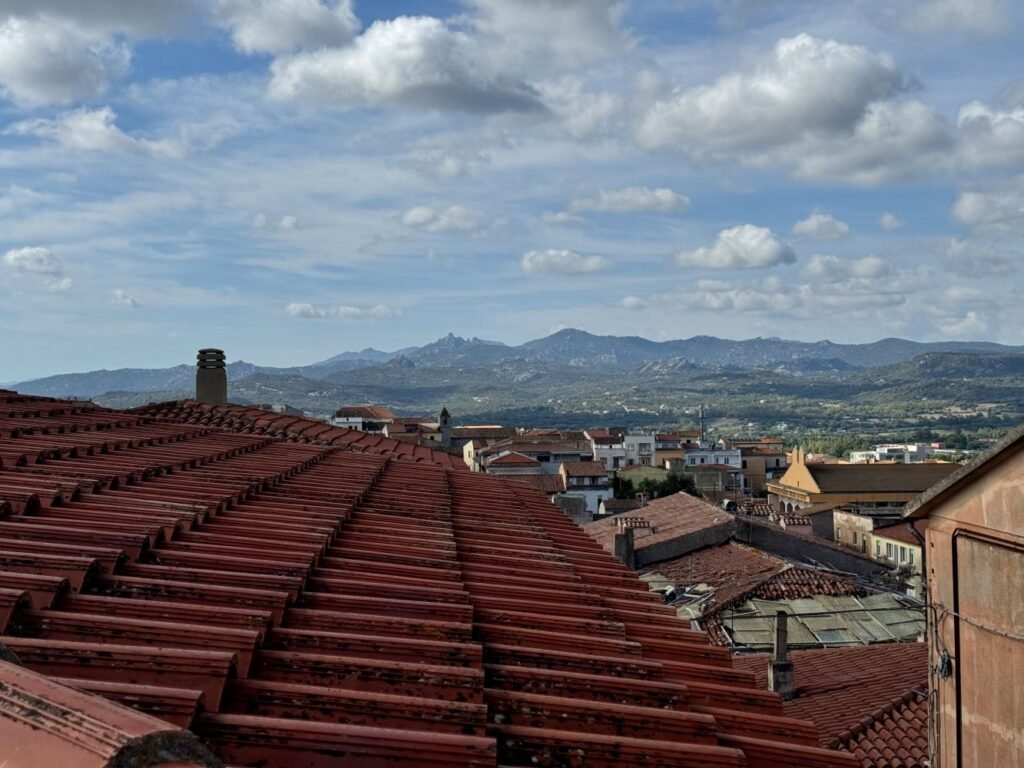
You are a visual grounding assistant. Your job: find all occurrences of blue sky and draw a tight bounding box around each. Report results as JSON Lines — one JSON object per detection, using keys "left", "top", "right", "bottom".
{"left": 2, "top": 0, "right": 1023, "bottom": 380}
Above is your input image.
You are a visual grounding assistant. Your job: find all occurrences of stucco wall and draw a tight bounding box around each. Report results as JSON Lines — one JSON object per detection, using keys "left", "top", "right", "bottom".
{"left": 923, "top": 448, "right": 1024, "bottom": 768}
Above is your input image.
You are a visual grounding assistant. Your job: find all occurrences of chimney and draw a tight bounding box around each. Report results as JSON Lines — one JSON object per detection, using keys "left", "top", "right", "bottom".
{"left": 613, "top": 526, "right": 636, "bottom": 570}
{"left": 768, "top": 610, "right": 795, "bottom": 700}
{"left": 196, "top": 348, "right": 227, "bottom": 406}
{"left": 439, "top": 406, "right": 452, "bottom": 451}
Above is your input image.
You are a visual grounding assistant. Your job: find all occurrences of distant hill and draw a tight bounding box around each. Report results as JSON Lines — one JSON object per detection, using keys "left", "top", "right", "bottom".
{"left": 15, "top": 329, "right": 1024, "bottom": 404}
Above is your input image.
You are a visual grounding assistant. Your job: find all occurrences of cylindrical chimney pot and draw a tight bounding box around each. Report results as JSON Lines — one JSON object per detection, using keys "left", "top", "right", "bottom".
{"left": 196, "top": 348, "right": 228, "bottom": 406}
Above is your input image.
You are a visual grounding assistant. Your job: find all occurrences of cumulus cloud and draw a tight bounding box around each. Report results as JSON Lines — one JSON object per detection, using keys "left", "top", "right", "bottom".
{"left": 0, "top": 16, "right": 129, "bottom": 106}
{"left": 6, "top": 106, "right": 183, "bottom": 156}
{"left": 212, "top": 0, "right": 359, "bottom": 54}
{"left": 676, "top": 225, "right": 796, "bottom": 270}
{"left": 285, "top": 302, "right": 401, "bottom": 319}
{"left": 402, "top": 205, "right": 482, "bottom": 233}
{"left": 938, "top": 311, "right": 988, "bottom": 338}
{"left": 569, "top": 187, "right": 690, "bottom": 214}
{"left": 792, "top": 213, "right": 850, "bottom": 240}
{"left": 0, "top": 1, "right": 196, "bottom": 37}
{"left": 957, "top": 101, "right": 1024, "bottom": 168}
{"left": 111, "top": 289, "right": 140, "bottom": 308}
{"left": 278, "top": 214, "right": 299, "bottom": 230}
{"left": 520, "top": 249, "right": 610, "bottom": 275}
{"left": 880, "top": 212, "right": 903, "bottom": 231}
{"left": 268, "top": 16, "right": 544, "bottom": 113}
{"left": 3, "top": 246, "right": 72, "bottom": 290}
{"left": 906, "top": 0, "right": 1009, "bottom": 35}
{"left": 636, "top": 34, "right": 952, "bottom": 184}
{"left": 952, "top": 186, "right": 1024, "bottom": 232}
{"left": 637, "top": 35, "right": 907, "bottom": 152}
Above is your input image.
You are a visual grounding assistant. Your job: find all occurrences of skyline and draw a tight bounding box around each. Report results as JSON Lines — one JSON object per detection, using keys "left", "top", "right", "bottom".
{"left": 2, "top": 0, "right": 1024, "bottom": 380}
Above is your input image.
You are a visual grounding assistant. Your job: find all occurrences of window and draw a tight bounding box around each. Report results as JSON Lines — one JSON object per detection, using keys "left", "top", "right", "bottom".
{"left": 836, "top": 527, "right": 843, "bottom": 542}
{"left": 886, "top": 543, "right": 894, "bottom": 560}
{"left": 900, "top": 546, "right": 907, "bottom": 563}
{"left": 742, "top": 460, "right": 748, "bottom": 469}
{"left": 909, "top": 549, "right": 914, "bottom": 565}
{"left": 852, "top": 532, "right": 858, "bottom": 546}
{"left": 876, "top": 541, "right": 881, "bottom": 556}
{"left": 775, "top": 459, "right": 781, "bottom": 467}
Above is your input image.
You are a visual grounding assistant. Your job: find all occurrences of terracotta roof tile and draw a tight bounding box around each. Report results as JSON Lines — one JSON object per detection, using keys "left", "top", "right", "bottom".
{"left": 486, "top": 452, "right": 539, "bottom": 466}
{"left": 803, "top": 463, "right": 958, "bottom": 494}
{"left": 584, "top": 493, "right": 733, "bottom": 553}
{"left": 732, "top": 643, "right": 928, "bottom": 750}
{"left": 561, "top": 461, "right": 610, "bottom": 478}
{"left": 871, "top": 519, "right": 928, "bottom": 546}
{"left": 504, "top": 474, "right": 566, "bottom": 494}
{"left": 0, "top": 389, "right": 858, "bottom": 768}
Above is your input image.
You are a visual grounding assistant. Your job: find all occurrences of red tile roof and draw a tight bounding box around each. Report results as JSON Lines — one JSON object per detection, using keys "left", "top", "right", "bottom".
{"left": 504, "top": 474, "right": 566, "bottom": 494}
{"left": 838, "top": 689, "right": 928, "bottom": 768}
{"left": 486, "top": 451, "right": 539, "bottom": 466}
{"left": 871, "top": 519, "right": 927, "bottom": 546}
{"left": 561, "top": 461, "right": 610, "bottom": 478}
{"left": 0, "top": 389, "right": 858, "bottom": 768}
{"left": 584, "top": 493, "right": 732, "bottom": 554}
{"left": 333, "top": 405, "right": 395, "bottom": 420}
{"left": 732, "top": 643, "right": 928, "bottom": 754}
{"left": 649, "top": 543, "right": 871, "bottom": 645}
{"left": 133, "top": 400, "right": 463, "bottom": 469}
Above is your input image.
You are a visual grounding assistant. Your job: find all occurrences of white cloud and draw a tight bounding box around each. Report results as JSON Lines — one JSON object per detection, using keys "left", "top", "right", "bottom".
{"left": 278, "top": 214, "right": 299, "bottom": 230}
{"left": 284, "top": 302, "right": 401, "bottom": 319}
{"left": 805, "top": 254, "right": 890, "bottom": 281}
{"left": 906, "top": 0, "right": 1009, "bottom": 35}
{"left": 938, "top": 311, "right": 988, "bottom": 338}
{"left": 792, "top": 212, "right": 850, "bottom": 240}
{"left": 569, "top": 186, "right": 690, "bottom": 214}
{"left": 535, "top": 77, "right": 623, "bottom": 140}
{"left": 957, "top": 101, "right": 1024, "bottom": 168}
{"left": 952, "top": 186, "right": 1024, "bottom": 232}
{"left": 520, "top": 248, "right": 611, "bottom": 275}
{"left": 3, "top": 246, "right": 72, "bottom": 290}
{"left": 0, "top": 16, "right": 129, "bottom": 106}
{"left": 636, "top": 34, "right": 952, "bottom": 184}
{"left": 268, "top": 15, "right": 543, "bottom": 113}
{"left": 6, "top": 106, "right": 183, "bottom": 156}
{"left": 0, "top": 1, "right": 196, "bottom": 37}
{"left": 401, "top": 205, "right": 482, "bottom": 233}
{"left": 637, "top": 35, "right": 906, "bottom": 152}
{"left": 111, "top": 289, "right": 140, "bottom": 308}
{"left": 618, "top": 295, "right": 649, "bottom": 310}
{"left": 944, "top": 237, "right": 1016, "bottom": 275}
{"left": 683, "top": 278, "right": 794, "bottom": 313}
{"left": 212, "top": 0, "right": 359, "bottom": 54}
{"left": 466, "top": 0, "right": 630, "bottom": 69}
{"left": 542, "top": 211, "right": 586, "bottom": 227}
{"left": 880, "top": 212, "right": 903, "bottom": 231}
{"left": 676, "top": 225, "right": 796, "bottom": 270}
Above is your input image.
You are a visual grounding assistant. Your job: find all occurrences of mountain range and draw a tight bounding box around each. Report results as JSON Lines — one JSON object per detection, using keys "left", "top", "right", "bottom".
{"left": 12, "top": 329, "right": 1024, "bottom": 436}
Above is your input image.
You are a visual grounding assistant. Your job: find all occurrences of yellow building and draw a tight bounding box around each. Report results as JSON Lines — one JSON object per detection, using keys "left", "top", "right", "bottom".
{"left": 768, "top": 447, "right": 957, "bottom": 515}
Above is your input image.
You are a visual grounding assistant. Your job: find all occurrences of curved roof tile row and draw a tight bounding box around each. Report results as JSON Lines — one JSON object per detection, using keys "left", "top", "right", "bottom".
{"left": 0, "top": 390, "right": 858, "bottom": 767}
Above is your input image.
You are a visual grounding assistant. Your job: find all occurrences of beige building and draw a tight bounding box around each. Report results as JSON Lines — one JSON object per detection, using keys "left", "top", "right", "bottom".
{"left": 905, "top": 425, "right": 1024, "bottom": 768}
{"left": 768, "top": 447, "right": 958, "bottom": 515}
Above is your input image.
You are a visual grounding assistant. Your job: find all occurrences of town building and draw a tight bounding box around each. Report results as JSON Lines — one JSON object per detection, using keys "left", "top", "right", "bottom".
{"left": 850, "top": 442, "right": 970, "bottom": 464}
{"left": 738, "top": 445, "right": 789, "bottom": 494}
{"left": 904, "top": 424, "right": 1024, "bottom": 768}
{"left": 623, "top": 432, "right": 656, "bottom": 466}
{"left": 653, "top": 430, "right": 703, "bottom": 465}
{"left": 558, "top": 461, "right": 612, "bottom": 514}
{"left": 477, "top": 431, "right": 594, "bottom": 475}
{"left": 584, "top": 428, "right": 627, "bottom": 471}
{"left": 768, "top": 447, "right": 958, "bottom": 524}
{"left": 330, "top": 404, "right": 395, "bottom": 432}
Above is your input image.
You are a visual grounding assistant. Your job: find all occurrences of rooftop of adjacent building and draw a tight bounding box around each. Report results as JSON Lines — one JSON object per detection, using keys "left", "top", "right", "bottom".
{"left": 0, "top": 388, "right": 863, "bottom": 767}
